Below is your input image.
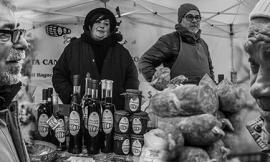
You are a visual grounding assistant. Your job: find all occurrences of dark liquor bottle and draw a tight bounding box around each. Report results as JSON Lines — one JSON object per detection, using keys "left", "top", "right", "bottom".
{"left": 54, "top": 93, "right": 66, "bottom": 151}
{"left": 47, "top": 88, "right": 53, "bottom": 116}
{"left": 82, "top": 72, "right": 91, "bottom": 153}
{"left": 218, "top": 74, "right": 225, "bottom": 84}
{"left": 68, "top": 75, "right": 83, "bottom": 154}
{"left": 87, "top": 79, "right": 101, "bottom": 154}
{"left": 37, "top": 89, "right": 50, "bottom": 142}
{"left": 101, "top": 80, "right": 114, "bottom": 153}
{"left": 47, "top": 87, "right": 58, "bottom": 145}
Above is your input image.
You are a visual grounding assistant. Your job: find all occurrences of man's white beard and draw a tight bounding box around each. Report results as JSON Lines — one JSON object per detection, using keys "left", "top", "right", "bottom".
{"left": 0, "top": 71, "right": 21, "bottom": 86}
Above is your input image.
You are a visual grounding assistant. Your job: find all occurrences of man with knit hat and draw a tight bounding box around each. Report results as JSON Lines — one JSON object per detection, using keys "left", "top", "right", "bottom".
{"left": 52, "top": 8, "right": 139, "bottom": 110}
{"left": 139, "top": 3, "right": 214, "bottom": 88}
{"left": 244, "top": 0, "right": 270, "bottom": 152}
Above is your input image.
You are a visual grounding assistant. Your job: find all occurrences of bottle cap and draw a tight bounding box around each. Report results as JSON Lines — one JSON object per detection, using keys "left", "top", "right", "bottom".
{"left": 73, "top": 75, "right": 80, "bottom": 86}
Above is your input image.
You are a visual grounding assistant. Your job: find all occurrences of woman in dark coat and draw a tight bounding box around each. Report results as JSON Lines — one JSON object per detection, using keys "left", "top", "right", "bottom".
{"left": 52, "top": 8, "right": 139, "bottom": 110}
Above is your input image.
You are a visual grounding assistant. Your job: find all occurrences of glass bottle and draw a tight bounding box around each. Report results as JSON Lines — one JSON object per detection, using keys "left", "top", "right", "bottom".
{"left": 37, "top": 89, "right": 50, "bottom": 142}
{"left": 54, "top": 92, "right": 66, "bottom": 151}
{"left": 101, "top": 80, "right": 114, "bottom": 153}
{"left": 87, "top": 79, "right": 102, "bottom": 154}
{"left": 82, "top": 72, "right": 91, "bottom": 154}
{"left": 68, "top": 75, "right": 83, "bottom": 154}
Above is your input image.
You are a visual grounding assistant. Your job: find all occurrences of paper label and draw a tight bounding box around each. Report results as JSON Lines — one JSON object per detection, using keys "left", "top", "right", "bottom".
{"left": 122, "top": 139, "right": 130, "bottom": 155}
{"left": 129, "top": 96, "right": 139, "bottom": 112}
{"left": 119, "top": 117, "right": 129, "bottom": 133}
{"left": 69, "top": 111, "right": 80, "bottom": 136}
{"left": 132, "top": 118, "right": 142, "bottom": 134}
{"left": 38, "top": 114, "right": 49, "bottom": 137}
{"left": 47, "top": 115, "right": 60, "bottom": 130}
{"left": 102, "top": 109, "right": 113, "bottom": 134}
{"left": 246, "top": 116, "right": 270, "bottom": 152}
{"left": 132, "top": 139, "right": 142, "bottom": 156}
{"left": 88, "top": 112, "right": 100, "bottom": 137}
{"left": 55, "top": 119, "right": 65, "bottom": 143}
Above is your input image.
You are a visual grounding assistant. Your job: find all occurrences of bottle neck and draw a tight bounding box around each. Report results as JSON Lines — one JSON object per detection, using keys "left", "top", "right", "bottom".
{"left": 105, "top": 89, "right": 112, "bottom": 104}
{"left": 91, "top": 88, "right": 98, "bottom": 100}
{"left": 73, "top": 85, "right": 80, "bottom": 94}
{"left": 101, "top": 88, "right": 106, "bottom": 102}
{"left": 86, "top": 88, "right": 91, "bottom": 96}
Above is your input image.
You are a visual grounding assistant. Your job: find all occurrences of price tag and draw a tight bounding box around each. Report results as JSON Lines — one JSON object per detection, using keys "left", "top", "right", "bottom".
{"left": 246, "top": 116, "right": 270, "bottom": 154}
{"left": 47, "top": 115, "right": 60, "bottom": 130}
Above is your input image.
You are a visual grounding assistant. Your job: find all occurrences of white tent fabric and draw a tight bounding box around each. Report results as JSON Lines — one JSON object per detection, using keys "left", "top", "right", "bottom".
{"left": 14, "top": 0, "right": 258, "bottom": 37}
{"left": 13, "top": 0, "right": 259, "bottom": 102}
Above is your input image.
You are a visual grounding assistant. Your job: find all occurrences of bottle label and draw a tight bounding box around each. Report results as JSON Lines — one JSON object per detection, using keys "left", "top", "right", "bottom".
{"left": 69, "top": 111, "right": 80, "bottom": 136}
{"left": 38, "top": 114, "right": 49, "bottom": 137}
{"left": 132, "top": 139, "right": 142, "bottom": 156}
{"left": 132, "top": 118, "right": 142, "bottom": 134}
{"left": 102, "top": 109, "right": 113, "bottom": 134}
{"left": 47, "top": 115, "right": 59, "bottom": 130}
{"left": 84, "top": 106, "right": 88, "bottom": 129}
{"left": 55, "top": 119, "right": 65, "bottom": 143}
{"left": 88, "top": 112, "right": 100, "bottom": 137}
{"left": 122, "top": 139, "right": 130, "bottom": 155}
{"left": 119, "top": 117, "right": 129, "bottom": 133}
{"left": 129, "top": 96, "right": 139, "bottom": 112}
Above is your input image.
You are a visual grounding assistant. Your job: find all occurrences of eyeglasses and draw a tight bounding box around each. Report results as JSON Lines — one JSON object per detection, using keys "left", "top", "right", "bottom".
{"left": 185, "top": 14, "right": 201, "bottom": 22}
{"left": 0, "top": 29, "right": 26, "bottom": 44}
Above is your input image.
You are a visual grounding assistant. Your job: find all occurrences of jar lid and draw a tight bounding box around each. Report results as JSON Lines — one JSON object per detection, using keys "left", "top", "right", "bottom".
{"left": 115, "top": 110, "right": 130, "bottom": 116}
{"left": 131, "top": 111, "right": 149, "bottom": 120}
{"left": 126, "top": 89, "right": 142, "bottom": 95}
{"left": 114, "top": 133, "right": 130, "bottom": 139}
{"left": 131, "top": 134, "right": 144, "bottom": 140}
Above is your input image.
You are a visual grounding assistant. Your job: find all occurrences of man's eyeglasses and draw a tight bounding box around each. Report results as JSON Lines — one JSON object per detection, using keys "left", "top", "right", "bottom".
{"left": 0, "top": 29, "right": 26, "bottom": 44}
{"left": 185, "top": 14, "right": 201, "bottom": 22}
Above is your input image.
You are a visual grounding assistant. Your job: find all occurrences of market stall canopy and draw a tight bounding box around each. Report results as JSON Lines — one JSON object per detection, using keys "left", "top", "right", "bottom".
{"left": 13, "top": 0, "right": 259, "bottom": 103}
{"left": 14, "top": 0, "right": 259, "bottom": 38}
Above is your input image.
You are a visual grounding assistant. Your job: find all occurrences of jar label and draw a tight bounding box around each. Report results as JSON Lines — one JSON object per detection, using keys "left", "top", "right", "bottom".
{"left": 119, "top": 117, "right": 129, "bottom": 133}
{"left": 102, "top": 109, "right": 113, "bottom": 134}
{"left": 55, "top": 119, "right": 65, "bottom": 143}
{"left": 132, "top": 139, "right": 142, "bottom": 156}
{"left": 38, "top": 114, "right": 49, "bottom": 137}
{"left": 129, "top": 96, "right": 139, "bottom": 112}
{"left": 132, "top": 118, "right": 142, "bottom": 134}
{"left": 122, "top": 139, "right": 130, "bottom": 155}
{"left": 88, "top": 112, "right": 100, "bottom": 137}
{"left": 69, "top": 111, "right": 80, "bottom": 136}
{"left": 84, "top": 106, "right": 88, "bottom": 129}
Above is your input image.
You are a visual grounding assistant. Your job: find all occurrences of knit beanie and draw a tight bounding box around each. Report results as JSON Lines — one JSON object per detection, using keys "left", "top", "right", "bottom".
{"left": 83, "top": 8, "right": 117, "bottom": 33}
{"left": 249, "top": 0, "right": 270, "bottom": 21}
{"left": 178, "top": 3, "right": 201, "bottom": 23}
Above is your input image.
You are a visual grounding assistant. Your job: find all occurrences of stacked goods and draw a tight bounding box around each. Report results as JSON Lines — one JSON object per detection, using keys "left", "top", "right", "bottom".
{"left": 114, "top": 89, "right": 149, "bottom": 158}
{"left": 143, "top": 73, "right": 247, "bottom": 162}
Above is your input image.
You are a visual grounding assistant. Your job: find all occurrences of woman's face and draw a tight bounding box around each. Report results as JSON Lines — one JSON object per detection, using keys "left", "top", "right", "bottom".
{"left": 89, "top": 18, "right": 110, "bottom": 41}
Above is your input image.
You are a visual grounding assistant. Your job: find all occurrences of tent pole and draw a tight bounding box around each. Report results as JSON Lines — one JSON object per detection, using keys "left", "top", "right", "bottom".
{"left": 230, "top": 23, "right": 237, "bottom": 83}
{"left": 230, "top": 24, "right": 234, "bottom": 72}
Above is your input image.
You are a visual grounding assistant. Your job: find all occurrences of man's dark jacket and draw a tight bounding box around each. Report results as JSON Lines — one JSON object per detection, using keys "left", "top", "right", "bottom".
{"left": 52, "top": 36, "right": 139, "bottom": 110}
{"left": 138, "top": 30, "right": 214, "bottom": 82}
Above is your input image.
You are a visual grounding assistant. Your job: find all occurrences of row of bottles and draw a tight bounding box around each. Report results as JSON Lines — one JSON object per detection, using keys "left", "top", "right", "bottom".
{"left": 37, "top": 88, "right": 66, "bottom": 150}
{"left": 65, "top": 73, "right": 115, "bottom": 154}
{"left": 37, "top": 73, "right": 115, "bottom": 154}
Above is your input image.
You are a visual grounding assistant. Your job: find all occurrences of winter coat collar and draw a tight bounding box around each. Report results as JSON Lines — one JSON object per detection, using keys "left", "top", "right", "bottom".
{"left": 0, "top": 82, "right": 21, "bottom": 109}
{"left": 175, "top": 24, "right": 201, "bottom": 44}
